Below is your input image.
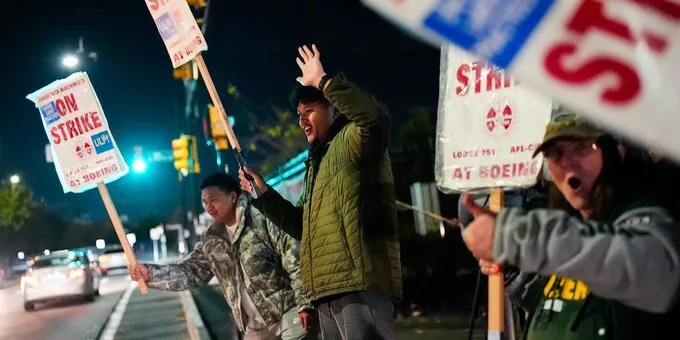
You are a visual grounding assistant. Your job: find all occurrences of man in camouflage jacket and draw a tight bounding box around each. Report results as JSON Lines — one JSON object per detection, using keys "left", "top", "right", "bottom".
{"left": 129, "top": 173, "right": 314, "bottom": 340}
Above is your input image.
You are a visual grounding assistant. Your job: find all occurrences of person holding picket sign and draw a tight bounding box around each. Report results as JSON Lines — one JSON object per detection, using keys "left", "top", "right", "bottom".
{"left": 129, "top": 173, "right": 316, "bottom": 340}
{"left": 461, "top": 110, "right": 680, "bottom": 339}
{"left": 239, "top": 44, "right": 402, "bottom": 340}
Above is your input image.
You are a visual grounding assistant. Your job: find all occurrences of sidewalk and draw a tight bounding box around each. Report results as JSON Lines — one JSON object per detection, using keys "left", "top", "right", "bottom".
{"left": 98, "top": 257, "right": 210, "bottom": 340}
{"left": 396, "top": 313, "right": 474, "bottom": 329}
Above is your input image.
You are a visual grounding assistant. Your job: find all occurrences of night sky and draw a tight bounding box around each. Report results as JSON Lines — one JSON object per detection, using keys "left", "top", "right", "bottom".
{"left": 0, "top": 0, "right": 441, "bottom": 221}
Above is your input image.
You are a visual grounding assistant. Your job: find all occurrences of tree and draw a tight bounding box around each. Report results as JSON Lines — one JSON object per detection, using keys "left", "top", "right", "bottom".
{"left": 223, "top": 83, "right": 309, "bottom": 175}
{"left": 0, "top": 184, "right": 33, "bottom": 244}
{"left": 391, "top": 107, "right": 438, "bottom": 202}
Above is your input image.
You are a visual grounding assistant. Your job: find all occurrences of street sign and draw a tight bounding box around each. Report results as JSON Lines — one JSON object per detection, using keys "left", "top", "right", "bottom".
{"left": 149, "top": 225, "right": 164, "bottom": 241}
{"left": 126, "top": 233, "right": 137, "bottom": 246}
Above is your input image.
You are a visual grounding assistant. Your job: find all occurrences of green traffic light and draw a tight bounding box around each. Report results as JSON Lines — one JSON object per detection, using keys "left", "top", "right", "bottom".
{"left": 132, "top": 159, "right": 147, "bottom": 173}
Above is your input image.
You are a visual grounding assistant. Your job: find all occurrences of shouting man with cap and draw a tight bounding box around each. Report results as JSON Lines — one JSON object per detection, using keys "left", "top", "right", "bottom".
{"left": 462, "top": 111, "right": 680, "bottom": 340}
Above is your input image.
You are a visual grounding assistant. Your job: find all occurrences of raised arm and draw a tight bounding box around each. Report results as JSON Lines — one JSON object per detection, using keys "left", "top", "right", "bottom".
{"left": 323, "top": 76, "right": 390, "bottom": 160}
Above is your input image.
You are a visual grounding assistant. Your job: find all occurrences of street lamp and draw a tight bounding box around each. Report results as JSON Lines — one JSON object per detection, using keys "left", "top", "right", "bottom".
{"left": 132, "top": 159, "right": 147, "bottom": 173}
{"left": 61, "top": 37, "right": 97, "bottom": 69}
{"left": 9, "top": 175, "right": 20, "bottom": 185}
{"left": 62, "top": 54, "right": 79, "bottom": 68}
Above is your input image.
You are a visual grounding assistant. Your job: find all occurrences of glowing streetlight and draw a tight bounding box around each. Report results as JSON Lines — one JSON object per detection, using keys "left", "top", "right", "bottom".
{"left": 9, "top": 175, "right": 20, "bottom": 185}
{"left": 62, "top": 55, "right": 79, "bottom": 68}
{"left": 132, "top": 159, "right": 147, "bottom": 173}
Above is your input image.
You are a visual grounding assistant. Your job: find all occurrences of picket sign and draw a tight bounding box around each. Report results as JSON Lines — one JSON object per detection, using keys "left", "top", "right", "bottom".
{"left": 144, "top": 0, "right": 258, "bottom": 196}
{"left": 363, "top": 0, "right": 680, "bottom": 165}
{"left": 26, "top": 72, "right": 148, "bottom": 295}
{"left": 434, "top": 45, "right": 552, "bottom": 339}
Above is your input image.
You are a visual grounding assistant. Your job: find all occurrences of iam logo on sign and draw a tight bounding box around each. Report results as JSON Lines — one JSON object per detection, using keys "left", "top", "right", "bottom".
{"left": 485, "top": 103, "right": 513, "bottom": 134}
{"left": 75, "top": 141, "right": 94, "bottom": 160}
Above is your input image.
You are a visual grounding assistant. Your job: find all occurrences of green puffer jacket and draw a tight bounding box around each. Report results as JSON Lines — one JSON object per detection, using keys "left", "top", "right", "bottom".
{"left": 253, "top": 75, "right": 402, "bottom": 302}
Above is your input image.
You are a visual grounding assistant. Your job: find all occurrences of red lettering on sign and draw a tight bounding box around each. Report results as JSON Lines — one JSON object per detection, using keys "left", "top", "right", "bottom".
{"left": 543, "top": 0, "right": 680, "bottom": 105}
{"left": 479, "top": 161, "right": 540, "bottom": 179}
{"left": 184, "top": 35, "right": 203, "bottom": 57}
{"left": 72, "top": 163, "right": 120, "bottom": 188}
{"left": 452, "top": 167, "right": 473, "bottom": 180}
{"left": 544, "top": 43, "right": 640, "bottom": 105}
{"left": 629, "top": 0, "right": 680, "bottom": 20}
{"left": 55, "top": 93, "right": 78, "bottom": 117}
{"left": 50, "top": 111, "right": 103, "bottom": 145}
{"left": 453, "top": 150, "right": 479, "bottom": 158}
{"left": 146, "top": 0, "right": 169, "bottom": 11}
{"left": 568, "top": 0, "right": 668, "bottom": 53}
{"left": 510, "top": 144, "right": 537, "bottom": 153}
{"left": 456, "top": 61, "right": 519, "bottom": 96}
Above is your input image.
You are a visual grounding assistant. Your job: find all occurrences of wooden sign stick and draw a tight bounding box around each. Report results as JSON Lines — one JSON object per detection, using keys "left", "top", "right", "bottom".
{"left": 487, "top": 187, "right": 505, "bottom": 339}
{"left": 395, "top": 200, "right": 459, "bottom": 227}
{"left": 193, "top": 53, "right": 258, "bottom": 197}
{"left": 97, "top": 182, "right": 148, "bottom": 295}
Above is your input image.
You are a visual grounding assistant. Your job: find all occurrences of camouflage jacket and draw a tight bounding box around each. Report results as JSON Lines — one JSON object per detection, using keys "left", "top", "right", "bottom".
{"left": 145, "top": 193, "right": 310, "bottom": 331}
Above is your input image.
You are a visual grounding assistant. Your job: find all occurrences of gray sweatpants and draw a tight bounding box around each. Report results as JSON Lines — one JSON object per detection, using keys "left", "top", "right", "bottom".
{"left": 316, "top": 292, "right": 396, "bottom": 340}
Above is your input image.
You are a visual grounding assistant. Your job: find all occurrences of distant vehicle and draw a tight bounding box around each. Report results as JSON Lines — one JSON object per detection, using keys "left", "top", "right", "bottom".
{"left": 22, "top": 250, "right": 101, "bottom": 311}
{"left": 10, "top": 259, "right": 30, "bottom": 277}
{"left": 98, "top": 246, "right": 128, "bottom": 276}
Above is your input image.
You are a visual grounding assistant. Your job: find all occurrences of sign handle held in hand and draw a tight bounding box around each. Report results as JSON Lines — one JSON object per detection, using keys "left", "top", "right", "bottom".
{"left": 193, "top": 53, "right": 259, "bottom": 198}
{"left": 487, "top": 187, "right": 505, "bottom": 340}
{"left": 97, "top": 182, "right": 148, "bottom": 295}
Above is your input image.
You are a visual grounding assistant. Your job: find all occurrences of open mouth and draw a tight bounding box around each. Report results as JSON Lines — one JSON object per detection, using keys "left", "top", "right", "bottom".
{"left": 303, "top": 126, "right": 312, "bottom": 135}
{"left": 567, "top": 176, "right": 583, "bottom": 192}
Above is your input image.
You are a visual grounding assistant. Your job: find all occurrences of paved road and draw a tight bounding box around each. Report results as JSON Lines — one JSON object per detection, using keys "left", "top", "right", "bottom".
{"left": 0, "top": 273, "right": 130, "bottom": 340}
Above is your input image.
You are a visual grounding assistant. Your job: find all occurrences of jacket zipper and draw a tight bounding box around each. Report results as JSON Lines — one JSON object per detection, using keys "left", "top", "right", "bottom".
{"left": 305, "top": 168, "right": 316, "bottom": 296}
{"left": 338, "top": 214, "right": 356, "bottom": 270}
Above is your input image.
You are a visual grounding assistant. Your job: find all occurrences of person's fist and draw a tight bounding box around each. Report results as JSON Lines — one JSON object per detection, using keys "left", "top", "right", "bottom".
{"left": 461, "top": 193, "right": 497, "bottom": 261}
{"left": 239, "top": 167, "right": 267, "bottom": 198}
{"left": 128, "top": 264, "right": 150, "bottom": 282}
{"left": 479, "top": 259, "right": 501, "bottom": 276}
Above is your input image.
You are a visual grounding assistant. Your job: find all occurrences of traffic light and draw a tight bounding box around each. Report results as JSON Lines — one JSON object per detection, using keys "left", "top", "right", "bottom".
{"left": 172, "top": 135, "right": 200, "bottom": 175}
{"left": 172, "top": 63, "right": 192, "bottom": 80}
{"left": 172, "top": 137, "right": 190, "bottom": 172}
{"left": 208, "top": 104, "right": 227, "bottom": 139}
{"left": 132, "top": 146, "right": 147, "bottom": 174}
{"left": 208, "top": 104, "right": 236, "bottom": 151}
{"left": 186, "top": 0, "right": 206, "bottom": 7}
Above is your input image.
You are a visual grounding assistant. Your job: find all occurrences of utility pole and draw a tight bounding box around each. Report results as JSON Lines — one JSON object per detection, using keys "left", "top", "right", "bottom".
{"left": 170, "top": 0, "right": 211, "bottom": 251}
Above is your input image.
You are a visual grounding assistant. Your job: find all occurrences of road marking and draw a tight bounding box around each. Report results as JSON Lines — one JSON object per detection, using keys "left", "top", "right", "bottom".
{"left": 98, "top": 282, "right": 135, "bottom": 340}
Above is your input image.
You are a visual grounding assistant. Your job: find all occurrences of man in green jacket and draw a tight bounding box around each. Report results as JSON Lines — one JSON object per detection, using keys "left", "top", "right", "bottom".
{"left": 240, "top": 44, "right": 402, "bottom": 340}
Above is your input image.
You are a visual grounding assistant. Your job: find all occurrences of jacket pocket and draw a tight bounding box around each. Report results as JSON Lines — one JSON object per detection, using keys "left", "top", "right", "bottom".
{"left": 338, "top": 214, "right": 356, "bottom": 270}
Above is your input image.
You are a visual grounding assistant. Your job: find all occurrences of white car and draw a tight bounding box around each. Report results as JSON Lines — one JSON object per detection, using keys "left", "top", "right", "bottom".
{"left": 22, "top": 250, "right": 100, "bottom": 311}
{"left": 98, "top": 246, "right": 128, "bottom": 276}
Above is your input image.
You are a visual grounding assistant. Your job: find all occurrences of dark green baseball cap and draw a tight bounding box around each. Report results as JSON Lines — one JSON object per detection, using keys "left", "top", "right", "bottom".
{"left": 532, "top": 111, "right": 607, "bottom": 158}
